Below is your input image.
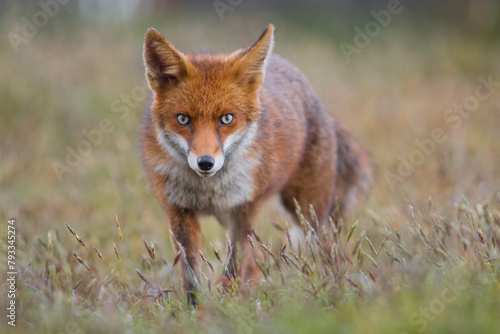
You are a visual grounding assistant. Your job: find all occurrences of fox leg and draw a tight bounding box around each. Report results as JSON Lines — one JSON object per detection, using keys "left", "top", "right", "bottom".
{"left": 280, "top": 187, "right": 336, "bottom": 232}
{"left": 224, "top": 201, "right": 262, "bottom": 283}
{"left": 280, "top": 151, "right": 337, "bottom": 232}
{"left": 167, "top": 206, "right": 202, "bottom": 306}
{"left": 281, "top": 123, "right": 372, "bottom": 232}
{"left": 278, "top": 122, "right": 337, "bottom": 228}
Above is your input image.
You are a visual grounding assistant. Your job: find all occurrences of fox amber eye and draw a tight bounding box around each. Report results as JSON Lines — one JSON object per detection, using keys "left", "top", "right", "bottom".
{"left": 177, "top": 114, "right": 190, "bottom": 125}
{"left": 220, "top": 113, "right": 234, "bottom": 125}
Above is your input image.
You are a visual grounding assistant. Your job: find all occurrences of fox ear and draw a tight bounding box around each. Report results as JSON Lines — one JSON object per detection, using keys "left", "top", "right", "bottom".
{"left": 144, "top": 29, "right": 189, "bottom": 92}
{"left": 230, "top": 24, "right": 274, "bottom": 89}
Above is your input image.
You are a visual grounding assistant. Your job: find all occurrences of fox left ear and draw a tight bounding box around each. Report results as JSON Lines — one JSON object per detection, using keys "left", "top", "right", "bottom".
{"left": 230, "top": 24, "right": 274, "bottom": 89}
{"left": 143, "top": 29, "right": 190, "bottom": 92}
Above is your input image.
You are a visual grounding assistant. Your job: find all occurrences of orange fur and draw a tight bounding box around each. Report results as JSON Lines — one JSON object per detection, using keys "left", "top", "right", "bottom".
{"left": 141, "top": 25, "right": 373, "bottom": 305}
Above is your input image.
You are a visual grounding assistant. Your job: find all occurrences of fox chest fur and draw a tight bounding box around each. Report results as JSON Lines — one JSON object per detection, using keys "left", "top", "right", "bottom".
{"left": 151, "top": 122, "right": 260, "bottom": 212}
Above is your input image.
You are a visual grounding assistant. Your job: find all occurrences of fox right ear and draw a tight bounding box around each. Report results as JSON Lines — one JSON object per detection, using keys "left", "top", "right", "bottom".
{"left": 143, "top": 29, "right": 189, "bottom": 92}
{"left": 229, "top": 24, "right": 274, "bottom": 90}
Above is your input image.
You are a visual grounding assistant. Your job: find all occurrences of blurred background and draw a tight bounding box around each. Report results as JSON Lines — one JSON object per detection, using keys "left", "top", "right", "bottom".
{"left": 1, "top": 0, "right": 500, "bottom": 273}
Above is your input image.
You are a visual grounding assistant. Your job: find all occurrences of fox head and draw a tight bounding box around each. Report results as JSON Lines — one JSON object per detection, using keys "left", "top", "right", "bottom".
{"left": 143, "top": 25, "right": 274, "bottom": 177}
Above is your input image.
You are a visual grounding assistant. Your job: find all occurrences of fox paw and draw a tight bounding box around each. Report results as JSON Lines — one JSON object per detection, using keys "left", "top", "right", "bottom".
{"left": 215, "top": 275, "right": 237, "bottom": 296}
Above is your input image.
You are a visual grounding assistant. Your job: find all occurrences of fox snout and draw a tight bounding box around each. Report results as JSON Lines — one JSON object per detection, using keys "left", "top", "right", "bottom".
{"left": 187, "top": 152, "right": 225, "bottom": 177}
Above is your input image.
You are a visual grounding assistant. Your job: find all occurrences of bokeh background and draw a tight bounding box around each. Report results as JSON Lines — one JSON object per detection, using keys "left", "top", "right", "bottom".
{"left": 1, "top": 1, "right": 500, "bottom": 333}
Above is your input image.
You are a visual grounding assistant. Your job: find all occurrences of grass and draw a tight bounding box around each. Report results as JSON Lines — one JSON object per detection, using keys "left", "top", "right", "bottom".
{"left": 1, "top": 3, "right": 500, "bottom": 333}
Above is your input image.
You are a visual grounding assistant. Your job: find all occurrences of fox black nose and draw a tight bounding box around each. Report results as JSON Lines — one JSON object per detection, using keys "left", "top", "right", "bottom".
{"left": 197, "top": 156, "right": 215, "bottom": 171}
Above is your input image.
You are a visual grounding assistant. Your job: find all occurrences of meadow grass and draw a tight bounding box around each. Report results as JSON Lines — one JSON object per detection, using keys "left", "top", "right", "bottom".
{"left": 1, "top": 5, "right": 500, "bottom": 334}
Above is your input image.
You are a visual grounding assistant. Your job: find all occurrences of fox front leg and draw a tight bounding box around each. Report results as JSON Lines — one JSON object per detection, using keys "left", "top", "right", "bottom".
{"left": 229, "top": 201, "right": 263, "bottom": 284}
{"left": 167, "top": 206, "right": 202, "bottom": 306}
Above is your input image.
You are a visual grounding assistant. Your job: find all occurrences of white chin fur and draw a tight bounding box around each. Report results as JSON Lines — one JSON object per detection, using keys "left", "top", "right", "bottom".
{"left": 196, "top": 171, "right": 216, "bottom": 178}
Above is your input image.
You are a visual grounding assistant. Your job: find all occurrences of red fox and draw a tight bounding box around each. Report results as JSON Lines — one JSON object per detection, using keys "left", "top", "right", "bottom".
{"left": 141, "top": 25, "right": 372, "bottom": 304}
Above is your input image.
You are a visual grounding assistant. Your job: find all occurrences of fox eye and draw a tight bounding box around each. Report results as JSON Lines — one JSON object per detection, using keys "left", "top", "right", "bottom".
{"left": 220, "top": 114, "right": 234, "bottom": 125}
{"left": 177, "top": 114, "right": 190, "bottom": 125}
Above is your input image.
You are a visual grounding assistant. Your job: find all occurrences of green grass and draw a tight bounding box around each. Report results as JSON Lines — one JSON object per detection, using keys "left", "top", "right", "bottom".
{"left": 1, "top": 4, "right": 500, "bottom": 334}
